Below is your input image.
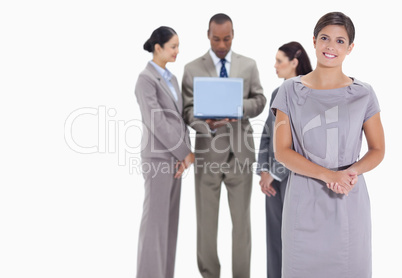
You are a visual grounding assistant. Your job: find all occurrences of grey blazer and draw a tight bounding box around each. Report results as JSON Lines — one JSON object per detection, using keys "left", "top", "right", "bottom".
{"left": 257, "top": 88, "right": 289, "bottom": 180}
{"left": 182, "top": 51, "right": 266, "bottom": 164}
{"left": 135, "top": 62, "right": 191, "bottom": 161}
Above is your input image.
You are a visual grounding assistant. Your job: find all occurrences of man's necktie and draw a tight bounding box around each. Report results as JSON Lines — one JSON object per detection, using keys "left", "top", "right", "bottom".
{"left": 220, "top": 59, "right": 228, "bottom": 78}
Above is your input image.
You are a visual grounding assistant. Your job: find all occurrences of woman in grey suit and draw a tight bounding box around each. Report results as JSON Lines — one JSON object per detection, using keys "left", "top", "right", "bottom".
{"left": 134, "top": 26, "right": 194, "bottom": 278}
{"left": 257, "top": 41, "right": 312, "bottom": 278}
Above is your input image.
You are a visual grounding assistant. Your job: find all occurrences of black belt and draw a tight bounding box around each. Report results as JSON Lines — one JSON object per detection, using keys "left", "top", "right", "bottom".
{"left": 329, "top": 163, "right": 354, "bottom": 171}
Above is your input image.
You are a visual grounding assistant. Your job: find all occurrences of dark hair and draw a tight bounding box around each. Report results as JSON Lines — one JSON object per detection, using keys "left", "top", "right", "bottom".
{"left": 279, "top": 41, "right": 313, "bottom": 76}
{"left": 143, "top": 26, "right": 177, "bottom": 53}
{"left": 208, "top": 13, "right": 233, "bottom": 30}
{"left": 313, "top": 12, "right": 355, "bottom": 45}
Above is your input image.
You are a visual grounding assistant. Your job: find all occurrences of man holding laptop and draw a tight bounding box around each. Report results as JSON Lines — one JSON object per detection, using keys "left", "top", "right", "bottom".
{"left": 182, "top": 13, "right": 266, "bottom": 278}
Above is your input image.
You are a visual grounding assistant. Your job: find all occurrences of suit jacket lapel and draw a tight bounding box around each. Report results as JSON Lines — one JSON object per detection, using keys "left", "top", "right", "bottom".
{"left": 202, "top": 52, "right": 219, "bottom": 77}
{"left": 229, "top": 51, "right": 240, "bottom": 78}
{"left": 171, "top": 75, "right": 182, "bottom": 114}
{"left": 146, "top": 62, "right": 181, "bottom": 113}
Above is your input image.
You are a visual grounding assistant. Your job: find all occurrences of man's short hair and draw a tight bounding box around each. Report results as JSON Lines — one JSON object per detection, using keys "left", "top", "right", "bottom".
{"left": 208, "top": 13, "right": 233, "bottom": 30}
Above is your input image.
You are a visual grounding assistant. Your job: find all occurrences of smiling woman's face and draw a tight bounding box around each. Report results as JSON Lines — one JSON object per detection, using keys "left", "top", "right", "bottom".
{"left": 155, "top": 34, "right": 179, "bottom": 64}
{"left": 314, "top": 25, "right": 354, "bottom": 68}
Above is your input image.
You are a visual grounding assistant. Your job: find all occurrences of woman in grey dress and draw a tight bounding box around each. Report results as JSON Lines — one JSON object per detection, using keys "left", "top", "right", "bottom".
{"left": 272, "top": 12, "right": 385, "bottom": 278}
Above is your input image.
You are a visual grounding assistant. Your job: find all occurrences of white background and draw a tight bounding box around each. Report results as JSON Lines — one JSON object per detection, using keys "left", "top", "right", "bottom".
{"left": 1, "top": 0, "right": 400, "bottom": 277}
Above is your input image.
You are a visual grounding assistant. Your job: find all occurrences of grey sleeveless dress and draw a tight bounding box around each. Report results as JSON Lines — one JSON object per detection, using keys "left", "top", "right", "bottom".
{"left": 271, "top": 76, "right": 380, "bottom": 278}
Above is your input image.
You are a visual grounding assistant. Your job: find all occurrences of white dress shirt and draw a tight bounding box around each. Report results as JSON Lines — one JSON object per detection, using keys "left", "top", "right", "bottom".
{"left": 149, "top": 60, "right": 178, "bottom": 101}
{"left": 209, "top": 49, "right": 232, "bottom": 77}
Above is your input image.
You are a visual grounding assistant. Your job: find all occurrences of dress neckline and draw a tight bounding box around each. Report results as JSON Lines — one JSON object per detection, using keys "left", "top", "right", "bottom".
{"left": 296, "top": 75, "right": 356, "bottom": 91}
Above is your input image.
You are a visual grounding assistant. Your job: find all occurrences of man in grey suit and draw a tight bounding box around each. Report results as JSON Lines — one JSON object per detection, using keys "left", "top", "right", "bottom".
{"left": 182, "top": 13, "right": 266, "bottom": 278}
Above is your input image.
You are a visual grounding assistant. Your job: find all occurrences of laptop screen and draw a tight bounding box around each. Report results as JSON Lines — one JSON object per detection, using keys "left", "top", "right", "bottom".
{"left": 193, "top": 77, "right": 243, "bottom": 119}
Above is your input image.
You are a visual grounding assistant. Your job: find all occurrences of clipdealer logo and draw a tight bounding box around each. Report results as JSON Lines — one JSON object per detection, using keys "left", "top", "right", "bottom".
{"left": 64, "top": 105, "right": 143, "bottom": 167}
{"left": 63, "top": 105, "right": 193, "bottom": 176}
{"left": 301, "top": 105, "right": 340, "bottom": 167}
{"left": 63, "top": 105, "right": 279, "bottom": 175}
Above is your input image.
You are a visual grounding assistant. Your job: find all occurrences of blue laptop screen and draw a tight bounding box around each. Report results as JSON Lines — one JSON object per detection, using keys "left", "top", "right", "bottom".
{"left": 193, "top": 77, "right": 243, "bottom": 119}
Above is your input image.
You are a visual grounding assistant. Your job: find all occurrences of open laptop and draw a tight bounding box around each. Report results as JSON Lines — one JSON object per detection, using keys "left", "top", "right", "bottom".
{"left": 193, "top": 77, "right": 243, "bottom": 119}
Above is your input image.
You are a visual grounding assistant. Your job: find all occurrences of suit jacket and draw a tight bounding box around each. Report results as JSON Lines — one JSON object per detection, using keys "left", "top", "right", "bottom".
{"left": 256, "top": 88, "right": 289, "bottom": 180}
{"left": 182, "top": 51, "right": 266, "bottom": 164}
{"left": 135, "top": 62, "right": 191, "bottom": 161}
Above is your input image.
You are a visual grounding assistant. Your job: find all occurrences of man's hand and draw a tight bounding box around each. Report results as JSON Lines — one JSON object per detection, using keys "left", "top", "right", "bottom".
{"left": 205, "top": 118, "right": 238, "bottom": 130}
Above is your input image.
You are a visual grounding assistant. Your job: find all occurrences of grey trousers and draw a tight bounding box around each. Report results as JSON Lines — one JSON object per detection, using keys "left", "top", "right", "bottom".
{"left": 265, "top": 177, "right": 287, "bottom": 278}
{"left": 195, "top": 154, "right": 252, "bottom": 278}
{"left": 136, "top": 159, "right": 181, "bottom": 278}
